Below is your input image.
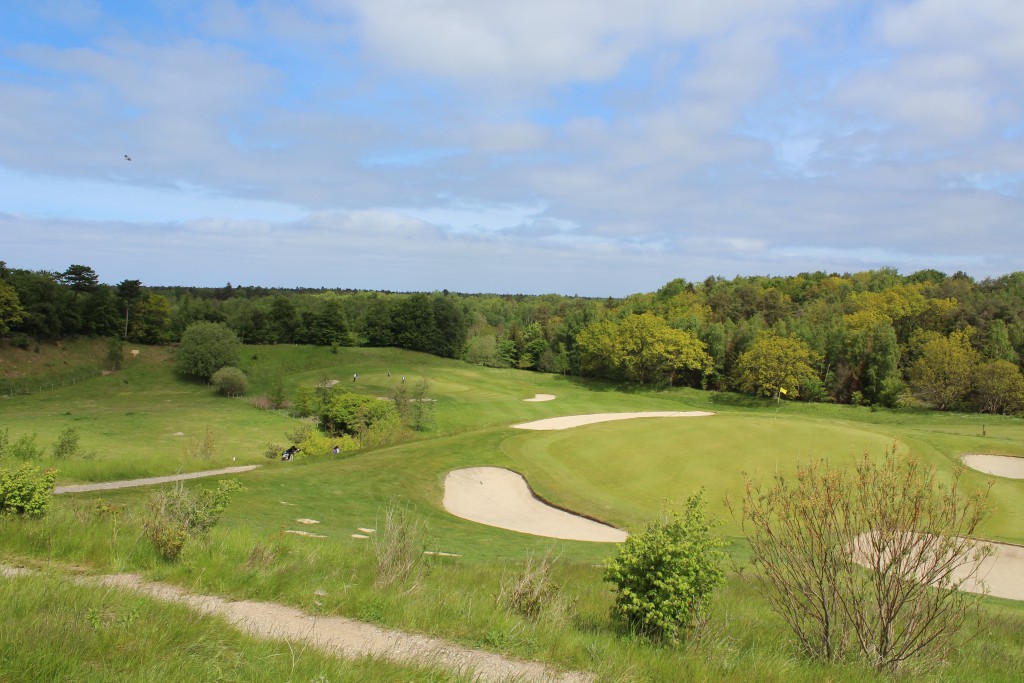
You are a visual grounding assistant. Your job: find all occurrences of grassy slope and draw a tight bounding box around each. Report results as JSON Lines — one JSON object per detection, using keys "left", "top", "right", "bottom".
{"left": 3, "top": 343, "right": 1024, "bottom": 681}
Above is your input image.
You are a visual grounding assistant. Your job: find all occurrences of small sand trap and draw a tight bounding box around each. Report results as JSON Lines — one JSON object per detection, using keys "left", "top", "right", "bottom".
{"left": 351, "top": 533, "right": 369, "bottom": 539}
{"left": 296, "top": 519, "right": 320, "bottom": 525}
{"left": 357, "top": 527, "right": 375, "bottom": 534}
{"left": 444, "top": 467, "right": 626, "bottom": 543}
{"left": 513, "top": 411, "right": 714, "bottom": 431}
{"left": 424, "top": 551, "right": 462, "bottom": 557}
{"left": 524, "top": 394, "right": 556, "bottom": 402}
{"left": 962, "top": 454, "right": 1024, "bottom": 479}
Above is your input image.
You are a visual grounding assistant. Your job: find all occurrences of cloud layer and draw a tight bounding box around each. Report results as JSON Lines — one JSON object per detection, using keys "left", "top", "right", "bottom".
{"left": 1, "top": 0, "right": 1022, "bottom": 295}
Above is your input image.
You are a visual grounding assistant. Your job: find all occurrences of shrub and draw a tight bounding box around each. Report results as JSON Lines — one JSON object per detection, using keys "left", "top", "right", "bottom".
{"left": 733, "top": 445, "right": 992, "bottom": 671}
{"left": 174, "top": 321, "right": 241, "bottom": 381}
{"left": 0, "top": 464, "right": 58, "bottom": 516}
{"left": 51, "top": 424, "right": 80, "bottom": 460}
{"left": 604, "top": 493, "right": 725, "bottom": 645}
{"left": 498, "top": 552, "right": 561, "bottom": 620}
{"left": 320, "top": 392, "right": 398, "bottom": 436}
{"left": 268, "top": 374, "right": 287, "bottom": 409}
{"left": 184, "top": 427, "right": 217, "bottom": 460}
{"left": 291, "top": 385, "right": 319, "bottom": 417}
{"left": 211, "top": 366, "right": 248, "bottom": 397}
{"left": 8, "top": 432, "right": 44, "bottom": 460}
{"left": 373, "top": 503, "right": 429, "bottom": 589}
{"left": 143, "top": 479, "right": 243, "bottom": 560}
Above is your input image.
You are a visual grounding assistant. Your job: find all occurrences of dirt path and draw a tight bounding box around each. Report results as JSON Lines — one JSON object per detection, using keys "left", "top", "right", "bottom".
{"left": 54, "top": 465, "right": 261, "bottom": 494}
{"left": 1, "top": 565, "right": 593, "bottom": 682}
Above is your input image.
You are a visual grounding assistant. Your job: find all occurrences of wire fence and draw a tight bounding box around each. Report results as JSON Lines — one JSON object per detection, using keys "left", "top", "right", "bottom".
{"left": 0, "top": 369, "right": 104, "bottom": 397}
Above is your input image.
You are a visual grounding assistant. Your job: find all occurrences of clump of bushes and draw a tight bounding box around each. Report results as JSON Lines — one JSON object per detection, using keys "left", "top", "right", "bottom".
{"left": 143, "top": 479, "right": 243, "bottom": 560}
{"left": 211, "top": 366, "right": 247, "bottom": 397}
{"left": 604, "top": 492, "right": 725, "bottom": 645}
{"left": 0, "top": 428, "right": 45, "bottom": 460}
{"left": 0, "top": 463, "right": 58, "bottom": 516}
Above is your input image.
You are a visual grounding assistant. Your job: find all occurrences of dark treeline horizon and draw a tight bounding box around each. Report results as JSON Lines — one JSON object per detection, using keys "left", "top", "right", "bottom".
{"left": 3, "top": 260, "right": 1024, "bottom": 416}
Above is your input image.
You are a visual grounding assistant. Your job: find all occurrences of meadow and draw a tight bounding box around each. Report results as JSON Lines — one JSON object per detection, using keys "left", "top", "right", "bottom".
{"left": 2, "top": 340, "right": 1024, "bottom": 681}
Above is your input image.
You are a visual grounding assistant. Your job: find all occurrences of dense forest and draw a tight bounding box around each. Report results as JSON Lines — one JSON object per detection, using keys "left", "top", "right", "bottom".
{"left": 3, "top": 261, "right": 1024, "bottom": 415}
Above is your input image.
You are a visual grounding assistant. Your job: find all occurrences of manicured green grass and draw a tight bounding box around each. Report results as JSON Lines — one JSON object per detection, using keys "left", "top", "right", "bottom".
{"left": 4, "top": 343, "right": 1024, "bottom": 681}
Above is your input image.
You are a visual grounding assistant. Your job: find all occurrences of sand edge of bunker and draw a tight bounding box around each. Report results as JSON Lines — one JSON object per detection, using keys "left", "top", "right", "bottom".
{"left": 961, "top": 453, "right": 1024, "bottom": 479}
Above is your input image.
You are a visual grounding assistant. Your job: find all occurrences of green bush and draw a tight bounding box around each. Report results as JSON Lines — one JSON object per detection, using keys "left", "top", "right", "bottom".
{"left": 211, "top": 366, "right": 248, "bottom": 397}
{"left": 0, "top": 463, "right": 58, "bottom": 516}
{"left": 174, "top": 321, "right": 241, "bottom": 381}
{"left": 51, "top": 424, "right": 80, "bottom": 460}
{"left": 604, "top": 492, "right": 725, "bottom": 645}
{"left": 143, "top": 479, "right": 243, "bottom": 560}
{"left": 8, "top": 432, "right": 45, "bottom": 460}
{"left": 320, "top": 392, "right": 398, "bottom": 436}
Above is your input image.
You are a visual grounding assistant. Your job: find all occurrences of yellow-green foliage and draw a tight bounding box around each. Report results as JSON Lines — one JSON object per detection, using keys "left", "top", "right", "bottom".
{"left": 604, "top": 493, "right": 725, "bottom": 645}
{"left": 0, "top": 463, "right": 58, "bottom": 516}
{"left": 143, "top": 479, "right": 243, "bottom": 560}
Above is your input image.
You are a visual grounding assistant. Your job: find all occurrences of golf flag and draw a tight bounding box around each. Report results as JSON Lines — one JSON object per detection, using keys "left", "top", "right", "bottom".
{"left": 779, "top": 387, "right": 788, "bottom": 395}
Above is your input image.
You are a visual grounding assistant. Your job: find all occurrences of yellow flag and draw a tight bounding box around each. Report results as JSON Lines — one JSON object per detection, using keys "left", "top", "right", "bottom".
{"left": 779, "top": 387, "right": 788, "bottom": 395}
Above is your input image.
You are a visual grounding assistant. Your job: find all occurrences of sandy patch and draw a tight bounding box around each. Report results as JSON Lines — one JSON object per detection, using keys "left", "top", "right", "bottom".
{"left": 424, "top": 551, "right": 462, "bottom": 557}
{"left": 523, "top": 394, "right": 556, "bottom": 402}
{"left": 513, "top": 411, "right": 714, "bottom": 431}
{"left": 173, "top": 431, "right": 185, "bottom": 436}
{"left": 962, "top": 454, "right": 1024, "bottom": 479}
{"left": 351, "top": 533, "right": 369, "bottom": 539}
{"left": 286, "top": 530, "right": 326, "bottom": 538}
{"left": 852, "top": 532, "right": 1024, "bottom": 601}
{"left": 357, "top": 527, "right": 375, "bottom": 534}
{"left": 443, "top": 467, "right": 626, "bottom": 543}
{"left": 296, "top": 519, "right": 320, "bottom": 525}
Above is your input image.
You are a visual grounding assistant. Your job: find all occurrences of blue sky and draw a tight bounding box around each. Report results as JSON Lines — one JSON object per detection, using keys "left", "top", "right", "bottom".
{"left": 2, "top": 0, "right": 1023, "bottom": 296}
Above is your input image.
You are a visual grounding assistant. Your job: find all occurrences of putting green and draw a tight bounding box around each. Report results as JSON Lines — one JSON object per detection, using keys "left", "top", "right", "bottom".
{"left": 502, "top": 414, "right": 897, "bottom": 535}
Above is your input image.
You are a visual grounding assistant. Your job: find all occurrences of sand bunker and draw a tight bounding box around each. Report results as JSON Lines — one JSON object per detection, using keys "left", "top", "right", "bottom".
{"left": 443, "top": 467, "right": 626, "bottom": 543}
{"left": 513, "top": 411, "right": 714, "bottom": 431}
{"left": 962, "top": 454, "right": 1024, "bottom": 479}
{"left": 523, "top": 394, "right": 556, "bottom": 402}
{"left": 853, "top": 532, "right": 1024, "bottom": 601}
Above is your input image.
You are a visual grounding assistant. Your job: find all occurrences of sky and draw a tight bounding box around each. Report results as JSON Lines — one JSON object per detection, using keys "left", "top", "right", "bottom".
{"left": 2, "top": 0, "right": 1023, "bottom": 297}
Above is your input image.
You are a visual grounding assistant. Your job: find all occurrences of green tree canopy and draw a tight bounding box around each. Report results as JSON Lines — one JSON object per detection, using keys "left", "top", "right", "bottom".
{"left": 908, "top": 328, "right": 979, "bottom": 410}
{"left": 577, "top": 313, "right": 712, "bottom": 385}
{"left": 972, "top": 359, "right": 1024, "bottom": 415}
{"left": 0, "top": 280, "right": 26, "bottom": 335}
{"left": 733, "top": 331, "right": 821, "bottom": 398}
{"left": 174, "top": 321, "right": 241, "bottom": 381}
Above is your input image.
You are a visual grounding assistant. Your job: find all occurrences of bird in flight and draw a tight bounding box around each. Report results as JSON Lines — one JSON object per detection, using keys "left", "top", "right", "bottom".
{"left": 124, "top": 154, "right": 132, "bottom": 161}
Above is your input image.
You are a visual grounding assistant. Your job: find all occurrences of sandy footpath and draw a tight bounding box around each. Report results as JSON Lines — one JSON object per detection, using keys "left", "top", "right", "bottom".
{"left": 513, "top": 411, "right": 715, "bottom": 431}
{"left": 0, "top": 566, "right": 591, "bottom": 683}
{"left": 443, "top": 467, "right": 627, "bottom": 543}
{"left": 54, "top": 465, "right": 260, "bottom": 494}
{"left": 962, "top": 454, "right": 1024, "bottom": 479}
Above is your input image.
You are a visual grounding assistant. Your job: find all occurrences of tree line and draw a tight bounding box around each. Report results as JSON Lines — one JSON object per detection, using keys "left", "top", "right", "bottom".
{"left": 3, "top": 261, "right": 1024, "bottom": 413}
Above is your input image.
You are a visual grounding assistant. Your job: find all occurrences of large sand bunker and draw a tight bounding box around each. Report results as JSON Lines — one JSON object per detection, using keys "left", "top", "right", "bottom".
{"left": 512, "top": 411, "right": 714, "bottom": 431}
{"left": 853, "top": 532, "right": 1024, "bottom": 601}
{"left": 443, "top": 467, "right": 627, "bottom": 543}
{"left": 961, "top": 454, "right": 1024, "bottom": 479}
